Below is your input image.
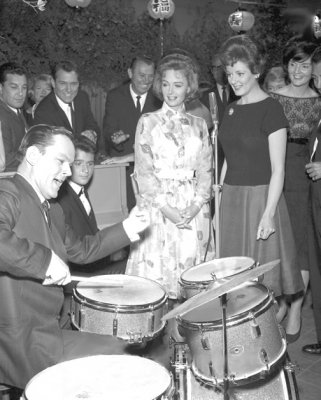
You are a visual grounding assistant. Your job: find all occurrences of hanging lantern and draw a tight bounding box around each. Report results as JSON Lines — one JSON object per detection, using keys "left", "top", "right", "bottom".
{"left": 228, "top": 10, "right": 255, "bottom": 33}
{"left": 147, "top": 0, "right": 175, "bottom": 21}
{"left": 313, "top": 11, "right": 321, "bottom": 39}
{"left": 65, "top": 0, "right": 91, "bottom": 8}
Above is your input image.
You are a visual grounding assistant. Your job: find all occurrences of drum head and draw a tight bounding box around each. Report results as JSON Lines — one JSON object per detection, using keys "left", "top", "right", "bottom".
{"left": 181, "top": 257, "right": 255, "bottom": 283}
{"left": 182, "top": 283, "right": 268, "bottom": 323}
{"left": 76, "top": 275, "right": 165, "bottom": 306}
{"left": 25, "top": 355, "right": 171, "bottom": 400}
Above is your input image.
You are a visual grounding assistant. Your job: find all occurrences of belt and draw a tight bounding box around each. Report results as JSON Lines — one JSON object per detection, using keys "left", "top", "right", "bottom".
{"left": 287, "top": 138, "right": 308, "bottom": 145}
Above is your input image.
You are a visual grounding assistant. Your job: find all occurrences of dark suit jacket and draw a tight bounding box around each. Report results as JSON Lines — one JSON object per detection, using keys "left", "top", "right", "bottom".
{"left": 56, "top": 182, "right": 110, "bottom": 271}
{"left": 103, "top": 82, "right": 162, "bottom": 156}
{"left": 200, "top": 84, "right": 238, "bottom": 174}
{"left": 0, "top": 100, "right": 27, "bottom": 171}
{"left": 33, "top": 90, "right": 100, "bottom": 140}
{"left": 0, "top": 174, "right": 130, "bottom": 388}
{"left": 201, "top": 83, "right": 238, "bottom": 125}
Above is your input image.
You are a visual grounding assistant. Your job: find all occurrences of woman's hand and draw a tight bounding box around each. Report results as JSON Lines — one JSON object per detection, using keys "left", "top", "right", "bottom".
{"left": 179, "top": 203, "right": 200, "bottom": 224}
{"left": 257, "top": 214, "right": 276, "bottom": 240}
{"left": 161, "top": 204, "right": 192, "bottom": 229}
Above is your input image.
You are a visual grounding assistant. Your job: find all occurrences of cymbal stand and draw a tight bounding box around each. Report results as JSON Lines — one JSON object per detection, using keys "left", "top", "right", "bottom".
{"left": 209, "top": 92, "right": 230, "bottom": 400}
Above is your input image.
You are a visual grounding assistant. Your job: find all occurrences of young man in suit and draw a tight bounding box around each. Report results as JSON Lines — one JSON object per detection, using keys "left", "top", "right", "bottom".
{"left": 0, "top": 124, "right": 149, "bottom": 389}
{"left": 303, "top": 47, "right": 321, "bottom": 355}
{"left": 0, "top": 62, "right": 28, "bottom": 171}
{"left": 103, "top": 55, "right": 162, "bottom": 211}
{"left": 33, "top": 60, "right": 101, "bottom": 150}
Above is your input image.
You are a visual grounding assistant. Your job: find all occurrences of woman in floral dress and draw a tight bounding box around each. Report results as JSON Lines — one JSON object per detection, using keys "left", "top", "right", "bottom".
{"left": 126, "top": 53, "right": 215, "bottom": 300}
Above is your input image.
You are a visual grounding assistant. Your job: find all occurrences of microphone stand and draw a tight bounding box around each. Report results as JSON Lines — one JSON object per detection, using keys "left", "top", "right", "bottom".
{"left": 209, "top": 92, "right": 229, "bottom": 400}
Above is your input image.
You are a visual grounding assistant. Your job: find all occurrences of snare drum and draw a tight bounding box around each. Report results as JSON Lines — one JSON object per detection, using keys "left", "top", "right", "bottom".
{"left": 24, "top": 355, "right": 175, "bottom": 400}
{"left": 179, "top": 257, "right": 255, "bottom": 299}
{"left": 177, "top": 282, "right": 286, "bottom": 386}
{"left": 172, "top": 343, "right": 298, "bottom": 400}
{"left": 71, "top": 275, "right": 168, "bottom": 344}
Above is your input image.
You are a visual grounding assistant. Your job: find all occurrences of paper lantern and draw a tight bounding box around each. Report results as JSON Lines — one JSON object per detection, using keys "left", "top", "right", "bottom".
{"left": 313, "top": 12, "right": 321, "bottom": 39}
{"left": 65, "top": 0, "right": 91, "bottom": 8}
{"left": 228, "top": 10, "right": 255, "bottom": 33}
{"left": 147, "top": 0, "right": 175, "bottom": 20}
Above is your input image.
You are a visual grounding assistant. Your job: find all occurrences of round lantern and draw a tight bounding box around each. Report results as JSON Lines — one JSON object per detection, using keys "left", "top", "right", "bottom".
{"left": 147, "top": 0, "right": 175, "bottom": 21}
{"left": 228, "top": 10, "right": 255, "bottom": 33}
{"left": 313, "top": 12, "right": 321, "bottom": 39}
{"left": 65, "top": 0, "right": 91, "bottom": 8}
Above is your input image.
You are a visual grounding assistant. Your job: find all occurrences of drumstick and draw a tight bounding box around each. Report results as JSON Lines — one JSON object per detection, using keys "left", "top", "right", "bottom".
{"left": 70, "top": 275, "right": 124, "bottom": 288}
{"left": 162, "top": 259, "right": 280, "bottom": 321}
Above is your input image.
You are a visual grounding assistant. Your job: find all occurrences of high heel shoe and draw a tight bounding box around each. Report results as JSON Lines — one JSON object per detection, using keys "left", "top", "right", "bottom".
{"left": 286, "top": 318, "right": 302, "bottom": 344}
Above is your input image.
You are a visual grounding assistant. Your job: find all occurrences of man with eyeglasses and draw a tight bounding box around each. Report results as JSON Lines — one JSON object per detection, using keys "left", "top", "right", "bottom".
{"left": 33, "top": 60, "right": 101, "bottom": 151}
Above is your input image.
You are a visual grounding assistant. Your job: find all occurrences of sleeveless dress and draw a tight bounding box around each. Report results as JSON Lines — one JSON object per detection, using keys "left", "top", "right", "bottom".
{"left": 126, "top": 103, "right": 215, "bottom": 299}
{"left": 271, "top": 94, "right": 321, "bottom": 271}
{"left": 219, "top": 97, "right": 303, "bottom": 297}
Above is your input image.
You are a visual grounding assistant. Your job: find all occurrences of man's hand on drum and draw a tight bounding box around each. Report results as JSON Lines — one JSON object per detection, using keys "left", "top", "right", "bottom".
{"left": 126, "top": 206, "right": 150, "bottom": 234}
{"left": 43, "top": 252, "right": 71, "bottom": 286}
{"left": 256, "top": 214, "right": 276, "bottom": 240}
{"left": 111, "top": 130, "right": 130, "bottom": 145}
{"left": 306, "top": 161, "right": 321, "bottom": 181}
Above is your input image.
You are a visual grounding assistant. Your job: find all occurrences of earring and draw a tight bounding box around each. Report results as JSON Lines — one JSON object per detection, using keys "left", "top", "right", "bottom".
{"left": 255, "top": 74, "right": 260, "bottom": 79}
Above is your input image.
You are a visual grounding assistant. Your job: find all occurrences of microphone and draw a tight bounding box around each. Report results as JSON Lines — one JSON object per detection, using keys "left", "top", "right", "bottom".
{"left": 209, "top": 92, "right": 219, "bottom": 144}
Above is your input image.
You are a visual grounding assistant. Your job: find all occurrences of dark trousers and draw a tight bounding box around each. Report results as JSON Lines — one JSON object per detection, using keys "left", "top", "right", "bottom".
{"left": 308, "top": 183, "right": 321, "bottom": 342}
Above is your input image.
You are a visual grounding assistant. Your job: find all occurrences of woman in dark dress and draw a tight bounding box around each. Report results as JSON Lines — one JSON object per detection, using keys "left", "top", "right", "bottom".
{"left": 218, "top": 35, "right": 304, "bottom": 338}
{"left": 271, "top": 39, "right": 321, "bottom": 341}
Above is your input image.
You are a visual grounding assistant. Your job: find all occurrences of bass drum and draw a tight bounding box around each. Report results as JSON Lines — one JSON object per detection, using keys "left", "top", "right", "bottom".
{"left": 179, "top": 257, "right": 255, "bottom": 299}
{"left": 24, "top": 355, "right": 175, "bottom": 400}
{"left": 172, "top": 344, "right": 299, "bottom": 400}
{"left": 177, "top": 282, "right": 286, "bottom": 385}
{"left": 71, "top": 275, "right": 168, "bottom": 344}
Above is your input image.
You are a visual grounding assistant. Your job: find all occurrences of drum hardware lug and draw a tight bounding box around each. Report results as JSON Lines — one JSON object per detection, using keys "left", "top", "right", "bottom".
{"left": 113, "top": 310, "right": 119, "bottom": 337}
{"left": 200, "top": 326, "right": 211, "bottom": 350}
{"left": 148, "top": 305, "right": 155, "bottom": 333}
{"left": 127, "top": 330, "right": 143, "bottom": 343}
{"left": 259, "top": 348, "right": 270, "bottom": 375}
{"left": 284, "top": 360, "right": 299, "bottom": 373}
{"left": 249, "top": 312, "right": 261, "bottom": 338}
{"left": 79, "top": 307, "right": 86, "bottom": 331}
{"left": 209, "top": 361, "right": 218, "bottom": 386}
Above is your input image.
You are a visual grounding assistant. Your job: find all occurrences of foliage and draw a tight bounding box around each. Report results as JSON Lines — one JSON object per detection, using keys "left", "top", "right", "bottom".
{"left": 0, "top": 0, "right": 296, "bottom": 90}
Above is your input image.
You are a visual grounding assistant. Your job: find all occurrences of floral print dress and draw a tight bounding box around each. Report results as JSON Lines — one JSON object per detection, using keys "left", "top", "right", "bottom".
{"left": 126, "top": 102, "right": 215, "bottom": 299}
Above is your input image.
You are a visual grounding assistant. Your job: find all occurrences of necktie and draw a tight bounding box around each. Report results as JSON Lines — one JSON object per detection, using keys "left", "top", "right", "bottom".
{"left": 42, "top": 201, "right": 51, "bottom": 229}
{"left": 136, "top": 95, "right": 141, "bottom": 114}
{"left": 68, "top": 103, "right": 76, "bottom": 130}
{"left": 78, "top": 187, "right": 92, "bottom": 215}
{"left": 222, "top": 86, "right": 228, "bottom": 108}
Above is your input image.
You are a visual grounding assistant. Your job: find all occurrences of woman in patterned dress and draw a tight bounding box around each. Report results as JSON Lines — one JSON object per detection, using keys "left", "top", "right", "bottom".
{"left": 271, "top": 38, "right": 321, "bottom": 341}
{"left": 126, "top": 53, "right": 215, "bottom": 300}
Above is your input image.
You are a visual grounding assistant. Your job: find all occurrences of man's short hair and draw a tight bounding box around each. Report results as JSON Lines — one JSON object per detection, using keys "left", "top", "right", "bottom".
{"left": 129, "top": 55, "right": 155, "bottom": 71}
{"left": 17, "top": 124, "right": 74, "bottom": 162}
{"left": 74, "top": 136, "right": 96, "bottom": 156}
{"left": 312, "top": 46, "right": 321, "bottom": 65}
{"left": 50, "top": 60, "right": 79, "bottom": 80}
{"left": 0, "top": 62, "right": 27, "bottom": 85}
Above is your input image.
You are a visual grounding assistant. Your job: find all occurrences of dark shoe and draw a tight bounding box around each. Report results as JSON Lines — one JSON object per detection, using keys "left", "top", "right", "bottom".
{"left": 286, "top": 318, "right": 302, "bottom": 344}
{"left": 302, "top": 343, "right": 321, "bottom": 355}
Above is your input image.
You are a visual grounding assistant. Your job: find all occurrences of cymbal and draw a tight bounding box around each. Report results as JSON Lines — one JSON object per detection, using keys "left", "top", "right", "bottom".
{"left": 162, "top": 259, "right": 280, "bottom": 321}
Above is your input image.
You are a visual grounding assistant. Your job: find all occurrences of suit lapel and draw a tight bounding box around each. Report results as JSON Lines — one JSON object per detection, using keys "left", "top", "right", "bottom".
{"left": 68, "top": 185, "right": 97, "bottom": 233}
{"left": 50, "top": 94, "right": 73, "bottom": 132}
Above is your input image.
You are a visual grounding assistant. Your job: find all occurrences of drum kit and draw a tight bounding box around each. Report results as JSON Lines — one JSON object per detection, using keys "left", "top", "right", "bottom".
{"left": 23, "top": 256, "right": 300, "bottom": 400}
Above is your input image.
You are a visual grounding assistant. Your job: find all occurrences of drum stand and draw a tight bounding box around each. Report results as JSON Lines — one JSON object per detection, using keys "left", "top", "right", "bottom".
{"left": 209, "top": 92, "right": 230, "bottom": 400}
